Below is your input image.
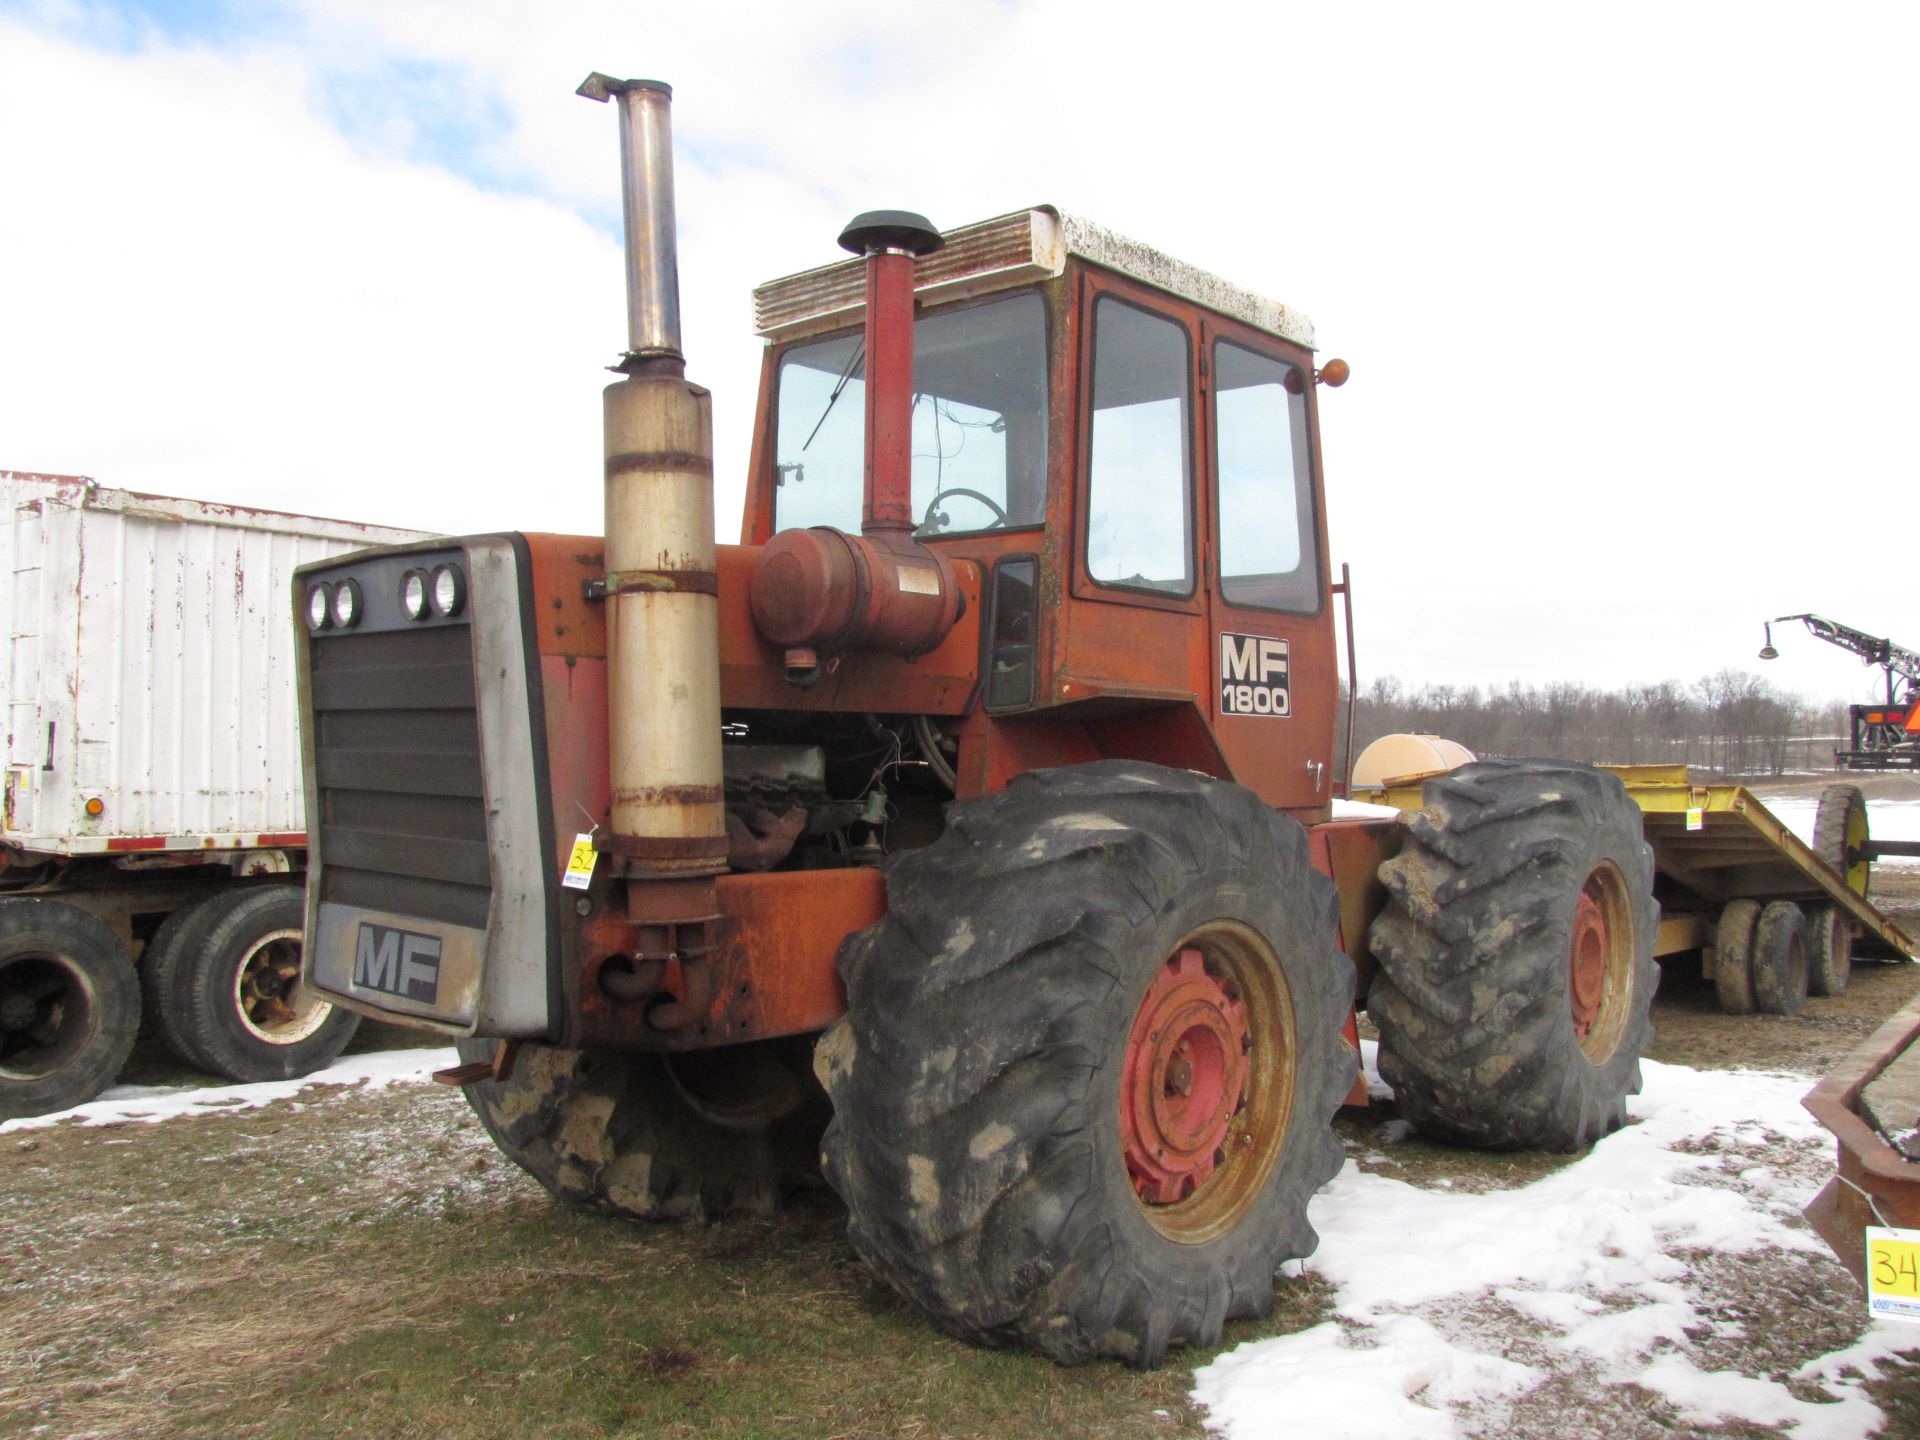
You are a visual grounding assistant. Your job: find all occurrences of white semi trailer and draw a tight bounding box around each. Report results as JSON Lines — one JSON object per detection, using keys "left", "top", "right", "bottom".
{"left": 0, "top": 472, "right": 430, "bottom": 1118}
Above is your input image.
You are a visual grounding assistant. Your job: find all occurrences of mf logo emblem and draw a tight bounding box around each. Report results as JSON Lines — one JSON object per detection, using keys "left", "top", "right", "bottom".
{"left": 1220, "top": 632, "right": 1291, "bottom": 718}
{"left": 353, "top": 922, "right": 443, "bottom": 1003}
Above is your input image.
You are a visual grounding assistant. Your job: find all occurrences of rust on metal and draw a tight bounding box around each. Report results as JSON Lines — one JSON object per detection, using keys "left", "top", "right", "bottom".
{"left": 598, "top": 832, "right": 731, "bottom": 861}
{"left": 1568, "top": 884, "right": 1608, "bottom": 1039}
{"left": 1122, "top": 946, "right": 1249, "bottom": 1205}
{"left": 610, "top": 783, "right": 724, "bottom": 808}
{"left": 1804, "top": 996, "right": 1920, "bottom": 1283}
{"left": 606, "top": 567, "right": 720, "bottom": 597}
{"left": 573, "top": 867, "right": 881, "bottom": 1050}
{"left": 431, "top": 1060, "right": 496, "bottom": 1087}
{"left": 605, "top": 449, "right": 714, "bottom": 477}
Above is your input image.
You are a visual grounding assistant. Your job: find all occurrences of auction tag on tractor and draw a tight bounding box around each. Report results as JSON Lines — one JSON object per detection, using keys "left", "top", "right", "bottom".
{"left": 1686, "top": 807, "right": 1704, "bottom": 832}
{"left": 562, "top": 833, "right": 598, "bottom": 891}
{"left": 1866, "top": 1228, "right": 1920, "bottom": 1322}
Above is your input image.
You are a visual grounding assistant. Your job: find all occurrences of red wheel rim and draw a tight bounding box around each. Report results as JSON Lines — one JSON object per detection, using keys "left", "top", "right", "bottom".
{"left": 1569, "top": 883, "right": 1608, "bottom": 1039}
{"left": 1121, "top": 947, "right": 1250, "bottom": 1206}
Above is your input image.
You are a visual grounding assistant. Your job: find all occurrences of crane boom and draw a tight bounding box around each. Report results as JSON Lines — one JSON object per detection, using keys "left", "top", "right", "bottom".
{"left": 1770, "top": 613, "right": 1920, "bottom": 694}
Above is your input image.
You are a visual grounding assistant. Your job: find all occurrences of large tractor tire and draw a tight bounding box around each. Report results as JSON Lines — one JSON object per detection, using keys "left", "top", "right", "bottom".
{"left": 178, "top": 886, "right": 358, "bottom": 1082}
{"left": 0, "top": 899, "right": 141, "bottom": 1120}
{"left": 456, "top": 1036, "right": 827, "bottom": 1221}
{"left": 1367, "top": 759, "right": 1657, "bottom": 1152}
{"left": 1814, "top": 783, "right": 1870, "bottom": 897}
{"left": 818, "top": 760, "right": 1353, "bottom": 1368}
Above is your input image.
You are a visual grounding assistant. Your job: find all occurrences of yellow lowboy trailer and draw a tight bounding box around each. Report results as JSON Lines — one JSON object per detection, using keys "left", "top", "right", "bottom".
{"left": 1354, "top": 763, "right": 1914, "bottom": 1015}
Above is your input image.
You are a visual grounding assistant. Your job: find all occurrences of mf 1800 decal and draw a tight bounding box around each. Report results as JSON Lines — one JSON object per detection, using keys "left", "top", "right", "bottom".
{"left": 1220, "top": 632, "right": 1290, "bottom": 717}
{"left": 353, "top": 921, "right": 443, "bottom": 1003}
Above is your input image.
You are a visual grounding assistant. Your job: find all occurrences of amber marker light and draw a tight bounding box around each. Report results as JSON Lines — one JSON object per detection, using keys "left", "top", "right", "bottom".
{"left": 84, "top": 797, "right": 104, "bottom": 817}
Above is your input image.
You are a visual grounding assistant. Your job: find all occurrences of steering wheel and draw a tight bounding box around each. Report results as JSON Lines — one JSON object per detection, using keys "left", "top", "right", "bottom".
{"left": 920, "top": 487, "right": 1010, "bottom": 533}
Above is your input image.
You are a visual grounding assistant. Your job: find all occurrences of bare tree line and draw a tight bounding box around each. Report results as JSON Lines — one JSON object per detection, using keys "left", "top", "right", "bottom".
{"left": 1339, "top": 670, "right": 1853, "bottom": 779}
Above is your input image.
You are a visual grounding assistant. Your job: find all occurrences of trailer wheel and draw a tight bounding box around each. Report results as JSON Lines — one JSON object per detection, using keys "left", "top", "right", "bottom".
{"left": 818, "top": 761, "right": 1352, "bottom": 1367}
{"left": 0, "top": 900, "right": 140, "bottom": 1120}
{"left": 1750, "top": 900, "right": 1810, "bottom": 1016}
{"left": 1807, "top": 903, "right": 1853, "bottom": 997}
{"left": 1814, "top": 783, "right": 1870, "bottom": 896}
{"left": 455, "top": 1036, "right": 825, "bottom": 1220}
{"left": 1712, "top": 899, "right": 1762, "bottom": 1015}
{"left": 180, "top": 887, "right": 358, "bottom": 1081}
{"left": 138, "top": 891, "right": 230, "bottom": 1066}
{"left": 1367, "top": 760, "right": 1657, "bottom": 1152}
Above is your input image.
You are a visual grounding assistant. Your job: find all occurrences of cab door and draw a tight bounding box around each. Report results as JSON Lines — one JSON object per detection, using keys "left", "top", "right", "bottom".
{"left": 1199, "top": 318, "right": 1338, "bottom": 815}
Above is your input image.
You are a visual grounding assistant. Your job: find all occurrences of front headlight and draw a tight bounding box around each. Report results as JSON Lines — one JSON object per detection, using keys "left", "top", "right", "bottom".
{"left": 332, "top": 579, "right": 363, "bottom": 628}
{"left": 431, "top": 563, "right": 466, "bottom": 617}
{"left": 400, "top": 569, "right": 430, "bottom": 621}
{"left": 307, "top": 583, "right": 334, "bottom": 631}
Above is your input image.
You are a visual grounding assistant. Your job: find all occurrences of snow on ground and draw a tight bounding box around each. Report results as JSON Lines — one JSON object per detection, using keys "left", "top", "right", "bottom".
{"left": 1192, "top": 1044, "right": 1918, "bottom": 1440}
{"left": 0, "top": 1045, "right": 458, "bottom": 1134}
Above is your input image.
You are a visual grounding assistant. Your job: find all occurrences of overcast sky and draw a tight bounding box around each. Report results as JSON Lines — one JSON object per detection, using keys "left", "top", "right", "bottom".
{"left": 3, "top": 1, "right": 1915, "bottom": 706}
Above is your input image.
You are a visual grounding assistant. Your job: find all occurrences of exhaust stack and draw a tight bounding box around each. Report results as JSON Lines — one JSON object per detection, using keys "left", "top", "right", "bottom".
{"left": 578, "top": 74, "right": 726, "bottom": 925}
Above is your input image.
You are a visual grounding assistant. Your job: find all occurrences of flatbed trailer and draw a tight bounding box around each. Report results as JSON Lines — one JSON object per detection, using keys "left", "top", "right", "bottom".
{"left": 1355, "top": 763, "right": 1914, "bottom": 1009}
{"left": 1603, "top": 765, "right": 1913, "bottom": 965}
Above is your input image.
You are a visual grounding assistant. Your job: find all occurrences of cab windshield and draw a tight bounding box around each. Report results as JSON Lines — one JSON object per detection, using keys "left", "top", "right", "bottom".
{"left": 773, "top": 292, "right": 1048, "bottom": 537}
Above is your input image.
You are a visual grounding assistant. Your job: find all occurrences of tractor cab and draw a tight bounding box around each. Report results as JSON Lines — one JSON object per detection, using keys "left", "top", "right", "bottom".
{"left": 740, "top": 208, "right": 1346, "bottom": 816}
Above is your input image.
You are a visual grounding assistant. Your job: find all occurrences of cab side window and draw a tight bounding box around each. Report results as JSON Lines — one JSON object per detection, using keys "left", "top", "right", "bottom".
{"left": 1213, "top": 340, "right": 1318, "bottom": 612}
{"left": 1085, "top": 297, "right": 1193, "bottom": 595}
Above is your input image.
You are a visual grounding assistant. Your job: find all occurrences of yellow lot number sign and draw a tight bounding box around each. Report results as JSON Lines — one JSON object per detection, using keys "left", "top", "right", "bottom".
{"left": 1866, "top": 1228, "right": 1920, "bottom": 1323}
{"left": 562, "top": 833, "right": 598, "bottom": 891}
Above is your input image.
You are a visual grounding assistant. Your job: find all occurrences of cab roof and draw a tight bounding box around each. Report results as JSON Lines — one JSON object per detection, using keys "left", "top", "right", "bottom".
{"left": 752, "top": 206, "right": 1315, "bottom": 350}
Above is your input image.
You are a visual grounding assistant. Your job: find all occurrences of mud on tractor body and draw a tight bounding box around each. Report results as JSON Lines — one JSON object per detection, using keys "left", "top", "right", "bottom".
{"left": 291, "top": 76, "right": 1658, "bottom": 1367}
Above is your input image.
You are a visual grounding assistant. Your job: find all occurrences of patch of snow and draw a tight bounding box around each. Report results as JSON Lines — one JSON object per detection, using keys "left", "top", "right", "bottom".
{"left": 1333, "top": 798, "right": 1403, "bottom": 820}
{"left": 1192, "top": 1048, "right": 1916, "bottom": 1438}
{"left": 0, "top": 1047, "right": 459, "bottom": 1134}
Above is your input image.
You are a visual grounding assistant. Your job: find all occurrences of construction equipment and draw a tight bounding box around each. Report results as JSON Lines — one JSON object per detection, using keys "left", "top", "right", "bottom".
{"left": 0, "top": 473, "right": 429, "bottom": 1118}
{"left": 293, "top": 75, "right": 1667, "bottom": 1367}
{"left": 1760, "top": 613, "right": 1920, "bottom": 769}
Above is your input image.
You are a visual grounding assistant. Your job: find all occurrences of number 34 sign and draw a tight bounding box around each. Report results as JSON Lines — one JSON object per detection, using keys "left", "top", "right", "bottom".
{"left": 1866, "top": 1228, "right": 1920, "bottom": 1322}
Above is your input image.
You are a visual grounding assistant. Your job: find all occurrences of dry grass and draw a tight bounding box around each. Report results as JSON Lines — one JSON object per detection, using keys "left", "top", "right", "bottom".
{"left": 0, "top": 1081, "right": 1334, "bottom": 1440}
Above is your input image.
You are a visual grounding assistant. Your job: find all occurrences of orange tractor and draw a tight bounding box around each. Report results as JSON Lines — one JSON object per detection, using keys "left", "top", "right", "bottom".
{"left": 293, "top": 76, "right": 1657, "bottom": 1367}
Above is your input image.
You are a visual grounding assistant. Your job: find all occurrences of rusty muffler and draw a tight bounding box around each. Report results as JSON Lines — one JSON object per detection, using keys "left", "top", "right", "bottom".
{"left": 578, "top": 75, "right": 725, "bottom": 935}
{"left": 748, "top": 211, "right": 965, "bottom": 684}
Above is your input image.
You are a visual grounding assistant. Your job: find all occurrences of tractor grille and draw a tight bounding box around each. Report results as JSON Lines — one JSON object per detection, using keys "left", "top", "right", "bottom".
{"left": 309, "top": 622, "right": 491, "bottom": 930}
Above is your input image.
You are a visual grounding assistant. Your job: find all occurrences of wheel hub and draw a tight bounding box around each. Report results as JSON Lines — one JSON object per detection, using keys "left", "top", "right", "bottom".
{"left": 1569, "top": 884, "right": 1609, "bottom": 1039}
{"left": 1122, "top": 947, "right": 1250, "bottom": 1206}
{"left": 234, "top": 930, "right": 329, "bottom": 1045}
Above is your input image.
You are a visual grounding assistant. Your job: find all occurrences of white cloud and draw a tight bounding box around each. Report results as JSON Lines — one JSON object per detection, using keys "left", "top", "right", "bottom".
{"left": 3, "top": 2, "right": 1917, "bottom": 695}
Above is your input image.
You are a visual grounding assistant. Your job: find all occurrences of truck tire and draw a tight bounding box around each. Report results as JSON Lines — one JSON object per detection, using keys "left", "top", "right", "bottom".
{"left": 138, "top": 891, "right": 230, "bottom": 1066}
{"left": 1750, "top": 900, "right": 1810, "bottom": 1016}
{"left": 455, "top": 1037, "right": 825, "bottom": 1220}
{"left": 181, "top": 886, "right": 358, "bottom": 1081}
{"left": 818, "top": 761, "right": 1353, "bottom": 1368}
{"left": 1807, "top": 902, "right": 1852, "bottom": 997}
{"left": 1366, "top": 759, "right": 1657, "bottom": 1152}
{"left": 1814, "top": 783, "right": 1870, "bottom": 896}
{"left": 1712, "top": 899, "right": 1762, "bottom": 1015}
{"left": 0, "top": 900, "right": 141, "bottom": 1120}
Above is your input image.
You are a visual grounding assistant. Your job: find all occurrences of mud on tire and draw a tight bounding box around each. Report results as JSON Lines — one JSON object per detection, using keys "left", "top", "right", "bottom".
{"left": 456, "top": 1037, "right": 826, "bottom": 1221}
{"left": 1366, "top": 759, "right": 1657, "bottom": 1152}
{"left": 817, "top": 760, "right": 1354, "bottom": 1368}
